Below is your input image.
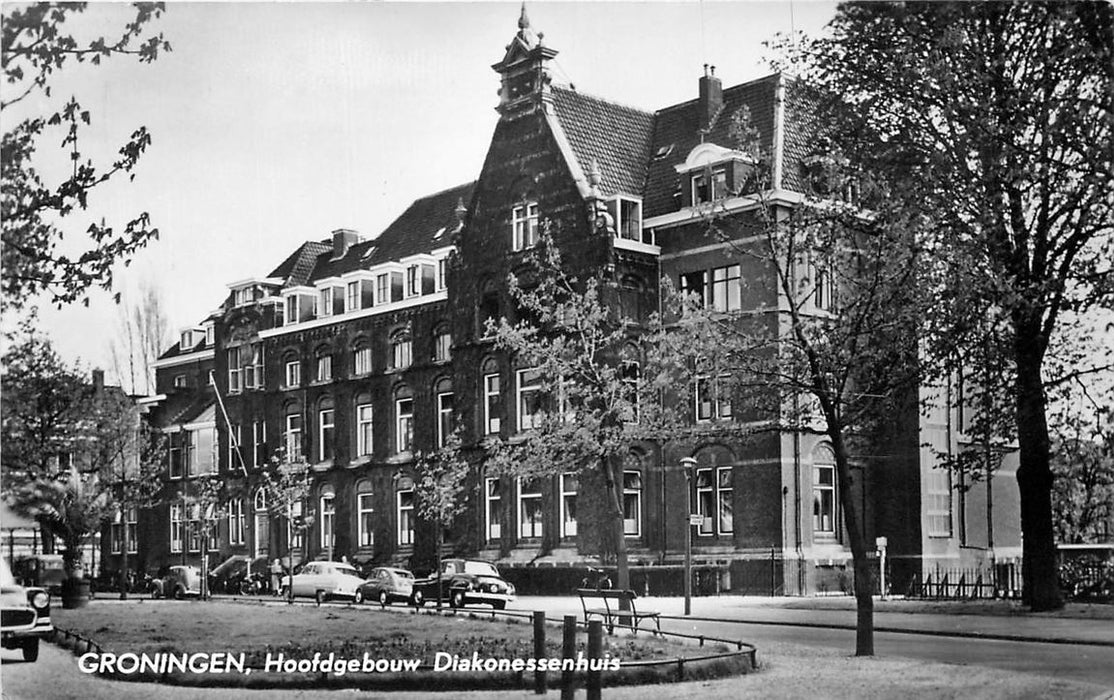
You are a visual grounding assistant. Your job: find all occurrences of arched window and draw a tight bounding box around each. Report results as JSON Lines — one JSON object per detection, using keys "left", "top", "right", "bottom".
{"left": 434, "top": 377, "right": 454, "bottom": 447}
{"left": 693, "top": 445, "right": 735, "bottom": 537}
{"left": 481, "top": 357, "right": 502, "bottom": 435}
{"left": 622, "top": 451, "right": 645, "bottom": 537}
{"left": 394, "top": 385, "right": 414, "bottom": 453}
{"left": 352, "top": 336, "right": 373, "bottom": 376}
{"left": 254, "top": 488, "right": 267, "bottom": 512}
{"left": 355, "top": 480, "right": 374, "bottom": 548}
{"left": 283, "top": 350, "right": 302, "bottom": 388}
{"left": 432, "top": 324, "right": 452, "bottom": 363}
{"left": 619, "top": 274, "right": 644, "bottom": 323}
{"left": 317, "top": 396, "right": 335, "bottom": 463}
{"left": 389, "top": 329, "right": 412, "bottom": 370}
{"left": 283, "top": 401, "right": 303, "bottom": 461}
{"left": 319, "top": 484, "right": 335, "bottom": 552}
{"left": 314, "top": 345, "right": 333, "bottom": 382}
{"left": 354, "top": 391, "right": 373, "bottom": 458}
{"left": 396, "top": 476, "right": 415, "bottom": 546}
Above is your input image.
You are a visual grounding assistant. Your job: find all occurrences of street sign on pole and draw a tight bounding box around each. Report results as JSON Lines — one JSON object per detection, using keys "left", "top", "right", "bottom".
{"left": 680, "top": 457, "right": 697, "bottom": 616}
{"left": 688, "top": 514, "right": 704, "bottom": 527}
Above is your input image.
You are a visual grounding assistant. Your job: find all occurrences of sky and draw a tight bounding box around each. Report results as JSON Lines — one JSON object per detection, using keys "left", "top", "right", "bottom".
{"left": 11, "top": 1, "right": 839, "bottom": 382}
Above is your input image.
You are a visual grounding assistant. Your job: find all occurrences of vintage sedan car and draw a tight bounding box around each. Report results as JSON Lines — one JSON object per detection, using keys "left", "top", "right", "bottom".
{"left": 414, "top": 559, "right": 515, "bottom": 609}
{"left": 280, "top": 561, "right": 365, "bottom": 604}
{"left": 150, "top": 565, "right": 204, "bottom": 599}
{"left": 357, "top": 567, "right": 420, "bottom": 606}
{"left": 1, "top": 557, "right": 53, "bottom": 662}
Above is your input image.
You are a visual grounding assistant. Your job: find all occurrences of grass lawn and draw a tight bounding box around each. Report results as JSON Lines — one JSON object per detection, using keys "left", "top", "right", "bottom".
{"left": 54, "top": 599, "right": 730, "bottom": 668}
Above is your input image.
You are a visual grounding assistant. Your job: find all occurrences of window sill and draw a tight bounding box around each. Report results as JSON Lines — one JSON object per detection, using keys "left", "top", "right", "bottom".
{"left": 386, "top": 452, "right": 413, "bottom": 464}
{"left": 349, "top": 456, "right": 373, "bottom": 468}
{"left": 311, "top": 459, "right": 334, "bottom": 472}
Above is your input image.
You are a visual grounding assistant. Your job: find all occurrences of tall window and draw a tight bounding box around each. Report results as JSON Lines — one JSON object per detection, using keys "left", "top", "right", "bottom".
{"left": 518, "top": 478, "right": 543, "bottom": 538}
{"left": 188, "top": 505, "right": 201, "bottom": 552}
{"left": 289, "top": 500, "right": 304, "bottom": 551}
{"left": 318, "top": 406, "right": 335, "bottom": 462}
{"left": 695, "top": 375, "right": 732, "bottom": 422}
{"left": 357, "top": 484, "right": 375, "bottom": 548}
{"left": 123, "top": 506, "right": 137, "bottom": 553}
{"left": 927, "top": 467, "right": 953, "bottom": 537}
{"left": 695, "top": 466, "right": 734, "bottom": 536}
{"left": 560, "top": 473, "right": 578, "bottom": 538}
{"left": 247, "top": 344, "right": 264, "bottom": 388}
{"left": 353, "top": 346, "right": 373, "bottom": 375}
{"left": 692, "top": 166, "right": 727, "bottom": 204}
{"left": 111, "top": 509, "right": 124, "bottom": 553}
{"left": 517, "top": 368, "right": 543, "bottom": 431}
{"left": 433, "top": 328, "right": 452, "bottom": 362}
{"left": 623, "top": 456, "right": 644, "bottom": 536}
{"left": 395, "top": 394, "right": 414, "bottom": 453}
{"left": 437, "top": 391, "right": 454, "bottom": 447}
{"left": 485, "top": 478, "right": 502, "bottom": 540}
{"left": 285, "top": 295, "right": 299, "bottom": 326}
{"left": 316, "top": 350, "right": 332, "bottom": 382}
{"left": 285, "top": 360, "right": 301, "bottom": 387}
{"left": 228, "top": 423, "right": 242, "bottom": 473}
{"left": 252, "top": 420, "right": 267, "bottom": 468}
{"left": 711, "top": 265, "right": 741, "bottom": 312}
{"left": 512, "top": 201, "right": 539, "bottom": 250}
{"left": 227, "top": 347, "right": 242, "bottom": 392}
{"left": 437, "top": 258, "right": 447, "bottom": 291}
{"left": 228, "top": 498, "right": 245, "bottom": 545}
{"left": 397, "top": 478, "right": 415, "bottom": 545}
{"left": 320, "top": 491, "right": 335, "bottom": 551}
{"left": 483, "top": 368, "right": 502, "bottom": 434}
{"left": 356, "top": 403, "right": 373, "bottom": 457}
{"left": 170, "top": 503, "right": 183, "bottom": 553}
{"left": 406, "top": 265, "right": 420, "bottom": 297}
{"left": 390, "top": 331, "right": 412, "bottom": 370}
{"left": 284, "top": 413, "right": 303, "bottom": 461}
{"left": 168, "top": 432, "right": 184, "bottom": 479}
{"left": 184, "top": 430, "right": 198, "bottom": 477}
{"left": 814, "top": 266, "right": 834, "bottom": 311}
{"left": 813, "top": 463, "right": 836, "bottom": 536}
{"left": 346, "top": 281, "right": 360, "bottom": 312}
{"left": 614, "top": 197, "right": 642, "bottom": 241}
{"left": 375, "top": 273, "right": 389, "bottom": 305}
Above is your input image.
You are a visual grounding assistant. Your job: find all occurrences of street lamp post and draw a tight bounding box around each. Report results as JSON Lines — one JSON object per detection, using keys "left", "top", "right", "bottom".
{"left": 680, "top": 456, "right": 697, "bottom": 616}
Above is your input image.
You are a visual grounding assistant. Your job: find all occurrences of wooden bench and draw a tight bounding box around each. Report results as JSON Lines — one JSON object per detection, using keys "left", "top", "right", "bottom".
{"left": 576, "top": 589, "right": 660, "bottom": 635}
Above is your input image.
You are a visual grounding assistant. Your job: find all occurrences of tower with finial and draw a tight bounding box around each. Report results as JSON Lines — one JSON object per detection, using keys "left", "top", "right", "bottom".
{"left": 491, "top": 3, "right": 559, "bottom": 119}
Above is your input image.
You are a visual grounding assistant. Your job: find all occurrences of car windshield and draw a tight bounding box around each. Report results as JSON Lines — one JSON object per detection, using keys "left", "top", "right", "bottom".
{"left": 1, "top": 558, "right": 16, "bottom": 589}
{"left": 336, "top": 564, "right": 359, "bottom": 577}
{"left": 395, "top": 570, "right": 414, "bottom": 579}
{"left": 463, "top": 561, "right": 499, "bottom": 577}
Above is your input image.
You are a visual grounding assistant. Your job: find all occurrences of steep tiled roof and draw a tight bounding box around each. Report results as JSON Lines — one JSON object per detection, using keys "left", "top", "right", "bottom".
{"left": 268, "top": 241, "right": 332, "bottom": 288}
{"left": 643, "top": 74, "right": 780, "bottom": 217}
{"left": 550, "top": 87, "right": 655, "bottom": 198}
{"left": 156, "top": 336, "right": 208, "bottom": 361}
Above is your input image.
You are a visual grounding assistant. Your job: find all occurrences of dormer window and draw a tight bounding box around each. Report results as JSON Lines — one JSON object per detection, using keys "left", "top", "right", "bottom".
{"left": 205, "top": 326, "right": 215, "bottom": 346}
{"left": 675, "top": 143, "right": 754, "bottom": 208}
{"left": 346, "top": 281, "right": 360, "bottom": 312}
{"left": 608, "top": 196, "right": 644, "bottom": 242}
{"left": 180, "top": 330, "right": 196, "bottom": 350}
{"left": 512, "top": 202, "right": 539, "bottom": 251}
{"left": 233, "top": 287, "right": 254, "bottom": 307}
{"left": 692, "top": 166, "right": 728, "bottom": 205}
{"left": 285, "top": 296, "right": 298, "bottom": 326}
{"left": 405, "top": 265, "right": 420, "bottom": 298}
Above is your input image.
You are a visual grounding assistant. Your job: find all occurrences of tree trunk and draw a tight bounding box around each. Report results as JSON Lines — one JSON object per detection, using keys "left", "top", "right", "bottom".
{"left": 830, "top": 429, "right": 874, "bottom": 656}
{"left": 120, "top": 523, "right": 129, "bottom": 600}
{"left": 1013, "top": 328, "right": 1064, "bottom": 611}
{"left": 601, "top": 456, "right": 630, "bottom": 596}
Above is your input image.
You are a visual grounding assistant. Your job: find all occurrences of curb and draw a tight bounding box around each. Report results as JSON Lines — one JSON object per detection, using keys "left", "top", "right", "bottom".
{"left": 661, "top": 614, "right": 1114, "bottom": 647}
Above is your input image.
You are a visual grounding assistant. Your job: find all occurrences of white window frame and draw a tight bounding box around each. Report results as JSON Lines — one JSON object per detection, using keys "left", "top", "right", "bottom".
{"left": 433, "top": 330, "right": 451, "bottom": 362}
{"left": 397, "top": 485, "right": 414, "bottom": 545}
{"left": 316, "top": 353, "right": 332, "bottom": 382}
{"left": 391, "top": 333, "right": 412, "bottom": 370}
{"left": 516, "top": 368, "right": 542, "bottom": 431}
{"left": 436, "top": 392, "right": 454, "bottom": 448}
{"left": 560, "top": 472, "right": 578, "bottom": 538}
{"left": 613, "top": 196, "right": 643, "bottom": 241}
{"left": 484, "top": 372, "right": 501, "bottom": 434}
{"left": 228, "top": 498, "right": 245, "bottom": 545}
{"left": 680, "top": 270, "right": 708, "bottom": 308}
{"left": 926, "top": 467, "right": 953, "bottom": 538}
{"left": 357, "top": 490, "right": 375, "bottom": 548}
{"left": 375, "top": 274, "right": 389, "bottom": 306}
{"left": 285, "top": 360, "right": 301, "bottom": 387}
{"left": 485, "top": 477, "right": 501, "bottom": 541}
{"left": 692, "top": 166, "right": 727, "bottom": 204}
{"left": 284, "top": 414, "right": 302, "bottom": 461}
{"left": 320, "top": 493, "right": 335, "bottom": 550}
{"left": 170, "top": 503, "right": 183, "bottom": 553}
{"left": 512, "top": 202, "right": 539, "bottom": 251}
{"left": 124, "top": 506, "right": 137, "bottom": 553}
{"left": 356, "top": 404, "right": 373, "bottom": 457}
{"left": 289, "top": 500, "right": 304, "bottom": 551}
{"left": 353, "top": 347, "right": 373, "bottom": 375}
{"left": 813, "top": 463, "right": 836, "bottom": 536}
{"left": 318, "top": 408, "right": 335, "bottom": 463}
{"left": 346, "top": 281, "right": 360, "bottom": 312}
{"left": 711, "top": 264, "right": 741, "bottom": 312}
{"left": 695, "top": 375, "right": 732, "bottom": 422}
{"left": 437, "top": 258, "right": 447, "bottom": 291}
{"left": 227, "top": 347, "right": 241, "bottom": 393}
{"left": 405, "top": 265, "right": 420, "bottom": 298}
{"left": 285, "top": 296, "right": 299, "bottom": 326}
{"left": 395, "top": 397, "right": 414, "bottom": 453}
{"left": 228, "top": 423, "right": 242, "bottom": 473}
{"left": 695, "top": 466, "right": 734, "bottom": 536}
{"left": 252, "top": 420, "right": 266, "bottom": 468}
{"left": 622, "top": 471, "right": 643, "bottom": 537}
{"left": 517, "top": 478, "right": 543, "bottom": 539}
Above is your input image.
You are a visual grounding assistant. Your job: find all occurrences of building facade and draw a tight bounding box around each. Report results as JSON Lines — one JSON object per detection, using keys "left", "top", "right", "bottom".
{"left": 137, "top": 11, "right": 1021, "bottom": 595}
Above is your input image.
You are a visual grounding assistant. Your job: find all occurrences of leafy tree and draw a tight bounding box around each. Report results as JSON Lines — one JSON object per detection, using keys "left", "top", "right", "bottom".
{"left": 2, "top": 2, "right": 171, "bottom": 309}
{"left": 484, "top": 223, "right": 691, "bottom": 598}
{"left": 259, "top": 449, "right": 311, "bottom": 602}
{"left": 776, "top": 0, "right": 1114, "bottom": 612}
{"left": 414, "top": 429, "right": 471, "bottom": 609}
{"left": 1, "top": 317, "right": 162, "bottom": 595}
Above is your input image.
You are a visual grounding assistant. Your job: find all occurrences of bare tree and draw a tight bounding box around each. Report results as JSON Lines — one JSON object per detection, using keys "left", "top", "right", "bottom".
{"left": 109, "top": 281, "right": 171, "bottom": 395}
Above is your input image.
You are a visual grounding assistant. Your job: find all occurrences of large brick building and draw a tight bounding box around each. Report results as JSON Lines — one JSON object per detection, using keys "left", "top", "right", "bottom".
{"left": 123, "top": 10, "right": 1022, "bottom": 595}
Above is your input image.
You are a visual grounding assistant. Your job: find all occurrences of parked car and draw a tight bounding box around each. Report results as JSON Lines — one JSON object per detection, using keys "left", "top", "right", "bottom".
{"left": 210, "top": 555, "right": 270, "bottom": 595}
{"left": 414, "top": 559, "right": 515, "bottom": 609}
{"left": 1, "top": 557, "right": 53, "bottom": 662}
{"left": 11, "top": 555, "right": 66, "bottom": 595}
{"left": 280, "top": 561, "right": 365, "bottom": 604}
{"left": 150, "top": 566, "right": 204, "bottom": 599}
{"left": 357, "top": 567, "right": 420, "bottom": 606}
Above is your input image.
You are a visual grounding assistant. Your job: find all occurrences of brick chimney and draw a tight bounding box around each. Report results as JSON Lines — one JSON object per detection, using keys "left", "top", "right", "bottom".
{"left": 331, "top": 228, "right": 362, "bottom": 259}
{"left": 699, "top": 64, "right": 723, "bottom": 132}
{"left": 92, "top": 368, "right": 104, "bottom": 397}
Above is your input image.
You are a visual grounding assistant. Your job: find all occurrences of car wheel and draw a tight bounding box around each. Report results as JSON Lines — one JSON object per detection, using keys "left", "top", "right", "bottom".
{"left": 353, "top": 589, "right": 364, "bottom": 605}
{"left": 450, "top": 590, "right": 465, "bottom": 609}
{"left": 411, "top": 590, "right": 424, "bottom": 607}
{"left": 378, "top": 590, "right": 388, "bottom": 607}
{"left": 174, "top": 586, "right": 184, "bottom": 600}
{"left": 151, "top": 586, "right": 161, "bottom": 599}
{"left": 279, "top": 585, "right": 290, "bottom": 600}
{"left": 492, "top": 600, "right": 506, "bottom": 610}
{"left": 22, "top": 638, "right": 39, "bottom": 662}
{"left": 315, "top": 590, "right": 326, "bottom": 606}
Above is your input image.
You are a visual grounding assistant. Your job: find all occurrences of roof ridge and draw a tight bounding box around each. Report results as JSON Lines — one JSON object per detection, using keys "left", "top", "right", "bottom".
{"left": 411, "top": 180, "right": 478, "bottom": 202}
{"left": 551, "top": 85, "right": 655, "bottom": 118}
{"left": 654, "top": 71, "right": 782, "bottom": 116}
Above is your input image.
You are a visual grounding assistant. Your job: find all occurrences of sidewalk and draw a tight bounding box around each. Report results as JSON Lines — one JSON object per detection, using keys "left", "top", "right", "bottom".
{"left": 515, "top": 595, "right": 1114, "bottom": 647}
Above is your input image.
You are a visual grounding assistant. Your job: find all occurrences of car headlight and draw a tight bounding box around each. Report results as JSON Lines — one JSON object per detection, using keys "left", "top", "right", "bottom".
{"left": 31, "top": 591, "right": 49, "bottom": 609}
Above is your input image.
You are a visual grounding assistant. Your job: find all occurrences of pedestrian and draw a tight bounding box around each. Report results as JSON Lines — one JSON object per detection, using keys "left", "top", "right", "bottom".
{"left": 270, "top": 558, "right": 283, "bottom": 595}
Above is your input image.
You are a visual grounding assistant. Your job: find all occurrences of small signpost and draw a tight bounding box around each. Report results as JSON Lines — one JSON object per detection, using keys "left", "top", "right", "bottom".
{"left": 688, "top": 514, "right": 704, "bottom": 527}
{"left": 876, "top": 536, "right": 888, "bottom": 600}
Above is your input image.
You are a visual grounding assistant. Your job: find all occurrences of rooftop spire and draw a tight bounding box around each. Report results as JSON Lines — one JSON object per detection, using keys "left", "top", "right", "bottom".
{"left": 518, "top": 1, "right": 530, "bottom": 31}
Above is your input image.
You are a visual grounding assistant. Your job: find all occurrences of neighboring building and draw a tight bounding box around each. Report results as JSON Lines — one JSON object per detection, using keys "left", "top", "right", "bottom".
{"left": 139, "top": 10, "right": 1021, "bottom": 594}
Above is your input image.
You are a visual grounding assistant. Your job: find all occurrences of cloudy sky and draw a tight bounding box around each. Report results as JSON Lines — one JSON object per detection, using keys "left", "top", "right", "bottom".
{"left": 17, "top": 1, "right": 837, "bottom": 382}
